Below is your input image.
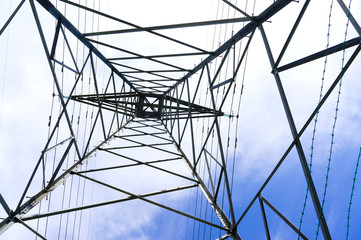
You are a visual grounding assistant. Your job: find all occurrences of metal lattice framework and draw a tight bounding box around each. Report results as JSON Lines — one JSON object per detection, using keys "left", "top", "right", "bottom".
{"left": 0, "top": 0, "right": 361, "bottom": 239}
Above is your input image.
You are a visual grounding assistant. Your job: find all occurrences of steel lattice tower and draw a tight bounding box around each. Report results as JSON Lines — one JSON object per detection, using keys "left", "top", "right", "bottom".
{"left": 1, "top": 0, "right": 361, "bottom": 239}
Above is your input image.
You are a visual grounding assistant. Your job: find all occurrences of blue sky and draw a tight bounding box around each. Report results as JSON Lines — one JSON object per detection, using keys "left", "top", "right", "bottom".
{"left": 1, "top": 0, "right": 361, "bottom": 239}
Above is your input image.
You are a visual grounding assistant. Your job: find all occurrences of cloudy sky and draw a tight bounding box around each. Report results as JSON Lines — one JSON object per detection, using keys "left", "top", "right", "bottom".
{"left": 1, "top": 0, "right": 361, "bottom": 239}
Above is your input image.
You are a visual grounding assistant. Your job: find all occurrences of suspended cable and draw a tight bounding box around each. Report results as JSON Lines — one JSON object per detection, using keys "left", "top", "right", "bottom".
{"left": 67, "top": 1, "right": 92, "bottom": 239}
{"left": 34, "top": 1, "right": 66, "bottom": 237}
{"left": 190, "top": 1, "right": 223, "bottom": 238}
{"left": 218, "top": 1, "right": 238, "bottom": 236}
{"left": 0, "top": 0, "right": 12, "bottom": 130}
{"left": 76, "top": 0, "right": 99, "bottom": 237}
{"left": 297, "top": 0, "right": 334, "bottom": 235}
{"left": 346, "top": 146, "right": 361, "bottom": 239}
{"left": 229, "top": 0, "right": 251, "bottom": 198}
{"left": 63, "top": 1, "right": 85, "bottom": 238}
{"left": 316, "top": 0, "right": 352, "bottom": 237}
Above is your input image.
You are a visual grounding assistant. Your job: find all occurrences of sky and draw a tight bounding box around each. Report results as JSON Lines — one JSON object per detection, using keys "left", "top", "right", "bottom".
{"left": 1, "top": 0, "right": 361, "bottom": 239}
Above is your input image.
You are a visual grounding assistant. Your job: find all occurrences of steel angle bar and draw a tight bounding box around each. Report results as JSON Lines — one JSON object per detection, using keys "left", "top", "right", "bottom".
{"left": 134, "top": 118, "right": 164, "bottom": 125}
{"left": 274, "top": 0, "right": 310, "bottom": 69}
{"left": 111, "top": 72, "right": 121, "bottom": 129}
{"left": 336, "top": 0, "right": 361, "bottom": 35}
{"left": 99, "top": 150, "right": 197, "bottom": 183}
{"left": 82, "top": 109, "right": 105, "bottom": 157}
{"left": 50, "top": 19, "right": 61, "bottom": 59}
{"left": 165, "top": 90, "right": 176, "bottom": 136}
{"left": 0, "top": 0, "right": 26, "bottom": 36}
{"left": 42, "top": 136, "right": 74, "bottom": 154}
{"left": 222, "top": 0, "right": 253, "bottom": 18}
{"left": 214, "top": 168, "right": 224, "bottom": 203}
{"left": 84, "top": 17, "right": 251, "bottom": 36}
{"left": 121, "top": 69, "right": 189, "bottom": 74}
{"left": 178, "top": 69, "right": 207, "bottom": 145}
{"left": 118, "top": 131, "right": 171, "bottom": 139}
{"left": 0, "top": 194, "right": 11, "bottom": 215}
{"left": 71, "top": 91, "right": 138, "bottom": 99}
{"left": 185, "top": 79, "right": 197, "bottom": 166}
{"left": 121, "top": 121, "right": 166, "bottom": 130}
{"left": 163, "top": 92, "right": 171, "bottom": 129}
{"left": 110, "top": 61, "right": 186, "bottom": 79}
{"left": 104, "top": 138, "right": 181, "bottom": 157}
{"left": 123, "top": 123, "right": 164, "bottom": 130}
{"left": 217, "top": 233, "right": 232, "bottom": 240}
{"left": 128, "top": 78, "right": 171, "bottom": 88}
{"left": 69, "top": 98, "right": 135, "bottom": 116}
{"left": 110, "top": 142, "right": 172, "bottom": 150}
{"left": 129, "top": 78, "right": 179, "bottom": 83}
{"left": 71, "top": 98, "right": 138, "bottom": 109}
{"left": 276, "top": 36, "right": 361, "bottom": 73}
{"left": 194, "top": 120, "right": 217, "bottom": 169}
{"left": 260, "top": 196, "right": 309, "bottom": 240}
{"left": 130, "top": 121, "right": 166, "bottom": 132}
{"left": 102, "top": 71, "right": 121, "bottom": 137}
{"left": 99, "top": 147, "right": 182, "bottom": 160}
{"left": 204, "top": 148, "right": 223, "bottom": 168}
{"left": 236, "top": 43, "right": 361, "bottom": 229}
{"left": 210, "top": 47, "right": 232, "bottom": 87}
{"left": 206, "top": 59, "right": 236, "bottom": 116}
{"left": 203, "top": 152, "right": 216, "bottom": 195}
{"left": 259, "top": 24, "right": 331, "bottom": 239}
{"left": 108, "top": 52, "right": 207, "bottom": 60}
{"left": 132, "top": 85, "right": 169, "bottom": 92}
{"left": 59, "top": 0, "right": 209, "bottom": 54}
{"left": 164, "top": 98, "right": 217, "bottom": 115}
{"left": 138, "top": 90, "right": 164, "bottom": 95}
{"left": 72, "top": 172, "right": 226, "bottom": 231}
{"left": 118, "top": 130, "right": 172, "bottom": 143}
{"left": 77, "top": 157, "right": 182, "bottom": 174}
{"left": 90, "top": 53, "right": 107, "bottom": 139}
{"left": 15, "top": 217, "right": 47, "bottom": 240}
{"left": 59, "top": 26, "right": 80, "bottom": 72}
{"left": 162, "top": 111, "right": 218, "bottom": 118}
{"left": 21, "top": 184, "right": 198, "bottom": 221}
{"left": 258, "top": 196, "right": 271, "bottom": 240}
{"left": 164, "top": 0, "right": 294, "bottom": 95}
{"left": 52, "top": 59, "right": 78, "bottom": 74}
{"left": 161, "top": 108, "right": 206, "bottom": 116}
{"left": 176, "top": 84, "right": 182, "bottom": 143}
{"left": 162, "top": 114, "right": 219, "bottom": 121}
{"left": 208, "top": 35, "right": 248, "bottom": 114}
{"left": 232, "top": 29, "right": 255, "bottom": 80}
{"left": 120, "top": 83, "right": 129, "bottom": 125}
{"left": 210, "top": 78, "right": 234, "bottom": 91}
{"left": 46, "top": 139, "right": 74, "bottom": 188}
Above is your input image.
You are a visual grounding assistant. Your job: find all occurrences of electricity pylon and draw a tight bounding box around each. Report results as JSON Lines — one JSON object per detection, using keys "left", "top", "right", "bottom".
{"left": 1, "top": 0, "right": 360, "bottom": 239}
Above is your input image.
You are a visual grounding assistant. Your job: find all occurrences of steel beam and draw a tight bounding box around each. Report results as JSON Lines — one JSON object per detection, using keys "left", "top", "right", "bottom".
{"left": 0, "top": 0, "right": 26, "bottom": 36}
